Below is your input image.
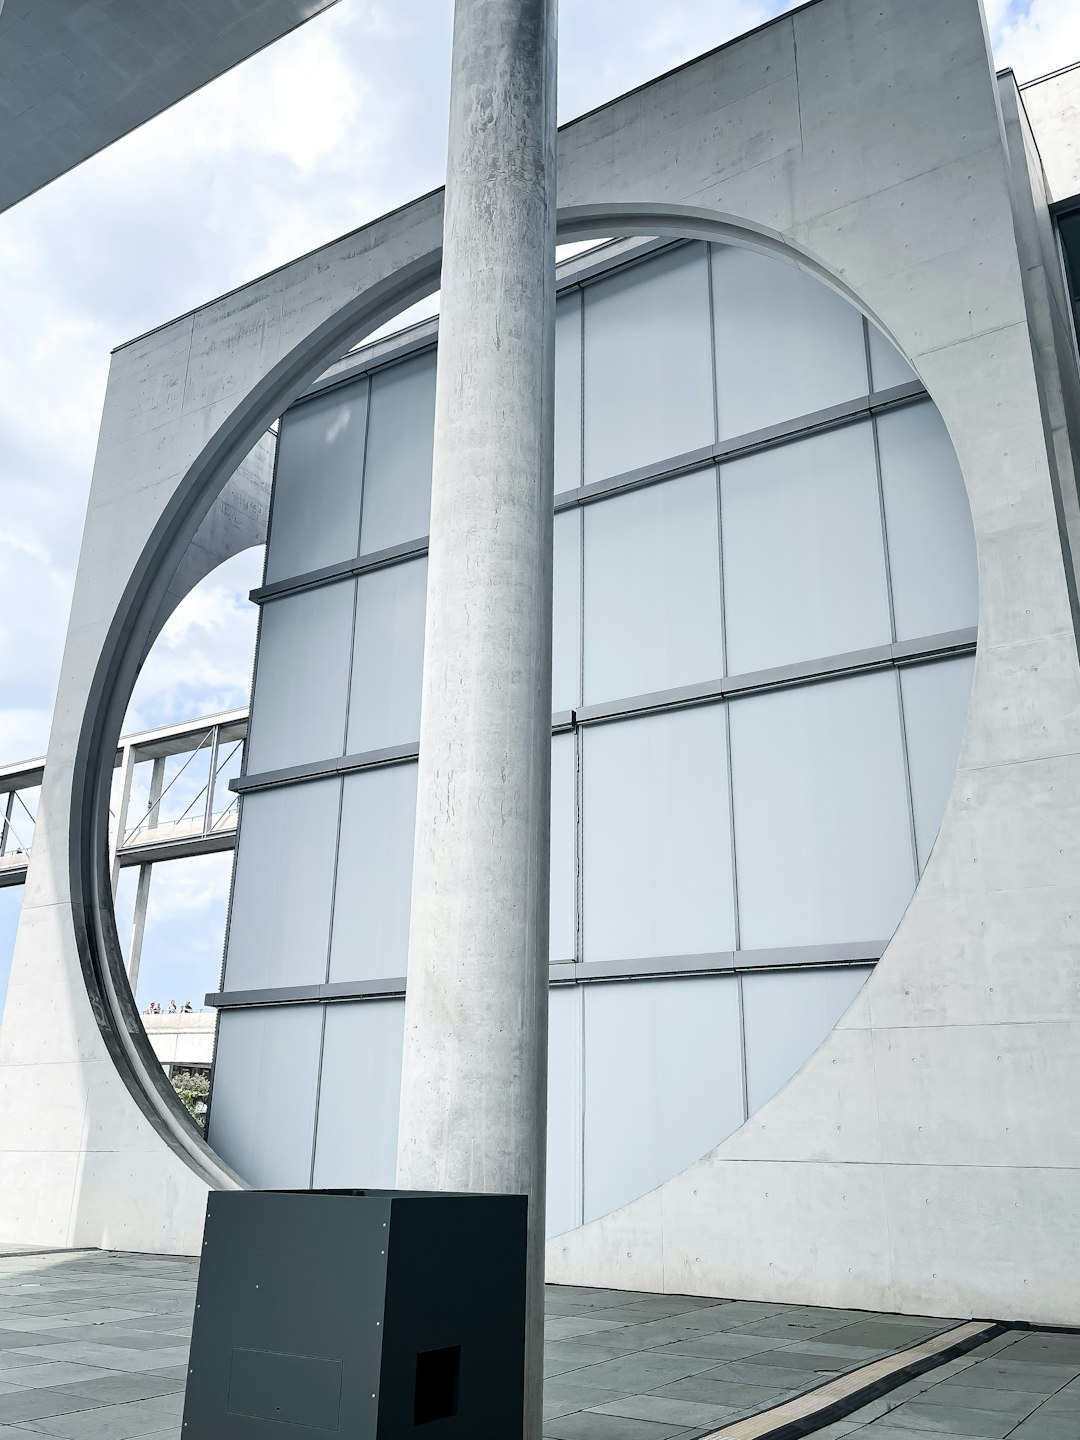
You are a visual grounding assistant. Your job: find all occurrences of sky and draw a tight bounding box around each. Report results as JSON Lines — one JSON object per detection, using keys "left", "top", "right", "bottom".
{"left": 0, "top": 0, "right": 1077, "bottom": 999}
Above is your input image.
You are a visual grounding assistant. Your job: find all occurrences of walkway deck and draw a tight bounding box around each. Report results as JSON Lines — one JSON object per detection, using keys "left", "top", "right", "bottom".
{"left": 0, "top": 1251, "right": 1070, "bottom": 1438}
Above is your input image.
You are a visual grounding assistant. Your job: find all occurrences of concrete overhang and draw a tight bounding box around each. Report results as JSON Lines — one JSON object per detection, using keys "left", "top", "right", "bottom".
{"left": 0, "top": 0, "right": 341, "bottom": 212}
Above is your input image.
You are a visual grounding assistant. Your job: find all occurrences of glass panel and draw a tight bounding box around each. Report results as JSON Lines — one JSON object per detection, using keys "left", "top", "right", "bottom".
{"left": 132, "top": 852, "right": 233, "bottom": 1012}
{"left": 868, "top": 324, "right": 918, "bottom": 391}
{"left": 555, "top": 291, "right": 582, "bottom": 494}
{"left": 583, "top": 976, "right": 744, "bottom": 1222}
{"left": 711, "top": 245, "right": 868, "bottom": 438}
{"left": 552, "top": 508, "right": 581, "bottom": 713}
{"left": 743, "top": 966, "right": 872, "bottom": 1113}
{"left": 901, "top": 656, "right": 975, "bottom": 870}
{"left": 360, "top": 350, "right": 437, "bottom": 554}
{"left": 547, "top": 985, "right": 583, "bottom": 1237}
{"left": 266, "top": 381, "right": 367, "bottom": 583}
{"left": 246, "top": 581, "right": 354, "bottom": 773}
{"left": 583, "top": 245, "right": 714, "bottom": 483}
{"left": 208, "top": 1004, "right": 322, "bottom": 1189}
{"left": 878, "top": 401, "right": 978, "bottom": 642}
{"left": 550, "top": 734, "right": 575, "bottom": 963}
{"left": 730, "top": 671, "right": 915, "bottom": 950}
{"left": 582, "top": 705, "right": 735, "bottom": 962}
{"left": 346, "top": 558, "right": 427, "bottom": 754}
{"left": 312, "top": 1000, "right": 405, "bottom": 1188}
{"left": 328, "top": 763, "right": 418, "bottom": 983}
{"left": 721, "top": 422, "right": 892, "bottom": 675}
{"left": 223, "top": 778, "right": 341, "bottom": 991}
{"left": 583, "top": 470, "right": 722, "bottom": 704}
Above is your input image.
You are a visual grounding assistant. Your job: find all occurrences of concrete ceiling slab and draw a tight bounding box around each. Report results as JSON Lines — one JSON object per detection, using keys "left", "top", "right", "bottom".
{"left": 0, "top": 0, "right": 340, "bottom": 211}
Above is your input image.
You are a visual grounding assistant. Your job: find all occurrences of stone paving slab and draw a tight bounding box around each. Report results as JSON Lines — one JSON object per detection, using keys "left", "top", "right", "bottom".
{"left": 0, "top": 1249, "right": 1071, "bottom": 1439}
{"left": 811, "top": 1328, "right": 1080, "bottom": 1440}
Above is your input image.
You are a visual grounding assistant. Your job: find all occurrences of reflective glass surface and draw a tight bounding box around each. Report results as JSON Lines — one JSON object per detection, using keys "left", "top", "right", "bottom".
{"left": 359, "top": 351, "right": 437, "bottom": 554}
{"left": 583, "top": 469, "right": 722, "bottom": 703}
{"left": 266, "top": 381, "right": 367, "bottom": 583}
{"left": 721, "top": 423, "right": 891, "bottom": 675}
{"left": 582, "top": 705, "right": 735, "bottom": 962}
{"left": 583, "top": 245, "right": 714, "bottom": 483}
{"left": 712, "top": 245, "right": 867, "bottom": 437}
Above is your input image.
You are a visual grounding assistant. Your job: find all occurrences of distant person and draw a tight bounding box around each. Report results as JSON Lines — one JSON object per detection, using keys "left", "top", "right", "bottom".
{"left": 167, "top": 1000, "right": 177, "bottom": 1014}
{"left": 181, "top": 1000, "right": 193, "bottom": 1013}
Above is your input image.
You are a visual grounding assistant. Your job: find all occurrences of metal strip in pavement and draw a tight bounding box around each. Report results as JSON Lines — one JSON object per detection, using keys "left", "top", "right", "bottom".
{"left": 698, "top": 1319, "right": 1004, "bottom": 1440}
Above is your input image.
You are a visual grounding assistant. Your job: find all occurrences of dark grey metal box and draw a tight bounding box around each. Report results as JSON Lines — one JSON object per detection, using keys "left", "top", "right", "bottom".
{"left": 182, "top": 1189, "right": 528, "bottom": 1438}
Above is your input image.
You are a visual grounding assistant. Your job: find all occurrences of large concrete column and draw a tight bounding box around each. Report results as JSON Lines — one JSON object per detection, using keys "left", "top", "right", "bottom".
{"left": 395, "top": 0, "right": 557, "bottom": 1434}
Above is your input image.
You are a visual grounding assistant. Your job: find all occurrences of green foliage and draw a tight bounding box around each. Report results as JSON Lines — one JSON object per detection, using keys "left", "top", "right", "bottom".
{"left": 172, "top": 1069, "right": 210, "bottom": 1129}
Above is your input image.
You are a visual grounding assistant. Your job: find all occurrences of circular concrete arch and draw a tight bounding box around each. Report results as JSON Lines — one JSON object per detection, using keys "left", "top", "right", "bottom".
{"left": 69, "top": 201, "right": 940, "bottom": 1192}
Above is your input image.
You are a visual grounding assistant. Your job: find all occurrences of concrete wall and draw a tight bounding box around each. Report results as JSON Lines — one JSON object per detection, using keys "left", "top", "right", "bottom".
{"left": 1020, "top": 63, "right": 1080, "bottom": 202}
{"left": 0, "top": 442, "right": 271, "bottom": 1254}
{"left": 4, "top": 0, "right": 1080, "bottom": 1320}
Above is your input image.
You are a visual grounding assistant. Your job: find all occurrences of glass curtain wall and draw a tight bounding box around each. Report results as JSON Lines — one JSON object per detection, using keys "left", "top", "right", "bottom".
{"left": 209, "top": 241, "right": 978, "bottom": 1225}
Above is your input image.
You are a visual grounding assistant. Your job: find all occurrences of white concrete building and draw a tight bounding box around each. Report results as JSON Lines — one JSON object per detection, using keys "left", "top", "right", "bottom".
{"left": 3, "top": 0, "right": 1080, "bottom": 1328}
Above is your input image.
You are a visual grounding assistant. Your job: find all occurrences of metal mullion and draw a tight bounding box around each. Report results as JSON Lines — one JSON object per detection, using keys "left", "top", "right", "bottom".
{"left": 861, "top": 315, "right": 874, "bottom": 398}
{"left": 353, "top": 373, "right": 373, "bottom": 562}
{"left": 323, "top": 777, "right": 348, "bottom": 989}
{"left": 308, "top": 1003, "right": 330, "bottom": 1190}
{"left": 339, "top": 577, "right": 361, "bottom": 759}
{"left": 250, "top": 538, "right": 428, "bottom": 606}
{"left": 206, "top": 948, "right": 883, "bottom": 1011}
{"left": 870, "top": 406, "right": 900, "bottom": 646}
{"left": 736, "top": 972, "right": 749, "bottom": 1123}
{"left": 232, "top": 631, "right": 976, "bottom": 797}
{"left": 260, "top": 405, "right": 285, "bottom": 587}
{"left": 893, "top": 666, "right": 924, "bottom": 886}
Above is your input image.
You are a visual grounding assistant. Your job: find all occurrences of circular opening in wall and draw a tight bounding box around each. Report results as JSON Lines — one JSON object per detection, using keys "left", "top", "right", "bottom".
{"left": 204, "top": 237, "right": 978, "bottom": 1217}
{"left": 75, "top": 209, "right": 978, "bottom": 1207}
{"left": 110, "top": 548, "right": 263, "bottom": 1127}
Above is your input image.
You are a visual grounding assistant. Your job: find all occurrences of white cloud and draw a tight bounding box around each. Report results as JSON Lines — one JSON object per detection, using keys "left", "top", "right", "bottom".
{"left": 992, "top": 0, "right": 1080, "bottom": 79}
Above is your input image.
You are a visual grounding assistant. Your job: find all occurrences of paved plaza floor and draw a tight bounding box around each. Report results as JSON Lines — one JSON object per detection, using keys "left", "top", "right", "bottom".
{"left": 0, "top": 1249, "right": 1071, "bottom": 1439}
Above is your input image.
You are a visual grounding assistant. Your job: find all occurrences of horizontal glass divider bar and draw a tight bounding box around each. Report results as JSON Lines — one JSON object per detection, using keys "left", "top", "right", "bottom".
{"left": 206, "top": 979, "right": 409, "bottom": 1008}
{"left": 205, "top": 944, "right": 884, "bottom": 1009}
{"left": 295, "top": 242, "right": 679, "bottom": 405}
{"left": 253, "top": 389, "right": 933, "bottom": 605}
{"left": 574, "top": 629, "right": 978, "bottom": 726}
{"left": 891, "top": 627, "right": 979, "bottom": 663}
{"left": 116, "top": 830, "right": 237, "bottom": 866}
{"left": 232, "top": 742, "right": 420, "bottom": 795}
{"left": 566, "top": 942, "right": 886, "bottom": 984}
{"left": 229, "top": 631, "right": 976, "bottom": 795}
{"left": 251, "top": 538, "right": 430, "bottom": 606}
{"left": 552, "top": 387, "right": 930, "bottom": 513}
{"left": 556, "top": 445, "right": 719, "bottom": 511}
{"left": 300, "top": 329, "right": 439, "bottom": 406}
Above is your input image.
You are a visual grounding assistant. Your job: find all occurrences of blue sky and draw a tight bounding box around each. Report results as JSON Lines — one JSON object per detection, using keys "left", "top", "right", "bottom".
{"left": 0, "top": 0, "right": 1076, "bottom": 1003}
